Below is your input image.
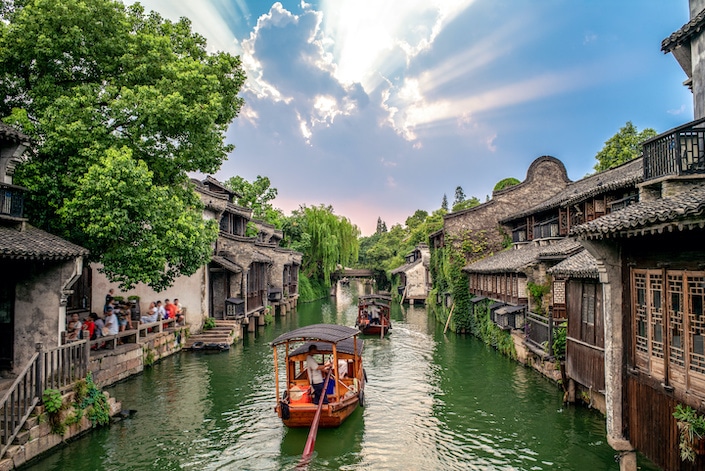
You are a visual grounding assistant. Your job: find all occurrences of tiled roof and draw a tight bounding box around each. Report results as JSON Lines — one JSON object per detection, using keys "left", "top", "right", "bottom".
{"left": 391, "top": 258, "right": 422, "bottom": 274}
{"left": 502, "top": 158, "right": 643, "bottom": 223}
{"left": 537, "top": 237, "right": 583, "bottom": 259}
{"left": 0, "top": 123, "right": 29, "bottom": 143}
{"left": 547, "top": 249, "right": 598, "bottom": 279}
{"left": 662, "top": 8, "right": 705, "bottom": 53}
{"left": 571, "top": 184, "right": 705, "bottom": 240}
{"left": 463, "top": 244, "right": 543, "bottom": 273}
{"left": 0, "top": 223, "right": 88, "bottom": 260}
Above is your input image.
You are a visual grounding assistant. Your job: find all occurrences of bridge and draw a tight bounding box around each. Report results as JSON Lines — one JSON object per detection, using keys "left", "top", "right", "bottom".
{"left": 331, "top": 268, "right": 375, "bottom": 281}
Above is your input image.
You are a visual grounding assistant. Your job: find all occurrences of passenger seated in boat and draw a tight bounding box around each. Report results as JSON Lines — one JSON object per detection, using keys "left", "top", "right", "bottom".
{"left": 337, "top": 359, "right": 348, "bottom": 378}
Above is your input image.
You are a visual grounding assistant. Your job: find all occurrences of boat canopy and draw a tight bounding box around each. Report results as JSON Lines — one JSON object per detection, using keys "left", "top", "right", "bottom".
{"left": 271, "top": 324, "right": 360, "bottom": 347}
{"left": 288, "top": 338, "right": 363, "bottom": 357}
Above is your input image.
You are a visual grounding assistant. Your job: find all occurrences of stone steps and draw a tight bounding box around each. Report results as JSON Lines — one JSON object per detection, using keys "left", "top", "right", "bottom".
{"left": 184, "top": 320, "right": 237, "bottom": 350}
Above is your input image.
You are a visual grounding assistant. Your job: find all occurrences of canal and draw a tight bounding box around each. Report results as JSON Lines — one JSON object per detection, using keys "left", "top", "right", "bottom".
{"left": 24, "top": 284, "right": 659, "bottom": 470}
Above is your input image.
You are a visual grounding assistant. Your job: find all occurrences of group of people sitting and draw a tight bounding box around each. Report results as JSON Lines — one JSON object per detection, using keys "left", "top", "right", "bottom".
{"left": 65, "top": 289, "right": 186, "bottom": 344}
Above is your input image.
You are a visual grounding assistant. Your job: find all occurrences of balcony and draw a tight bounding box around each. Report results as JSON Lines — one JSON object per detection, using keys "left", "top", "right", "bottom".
{"left": 642, "top": 118, "right": 705, "bottom": 182}
{"left": 0, "top": 183, "right": 26, "bottom": 219}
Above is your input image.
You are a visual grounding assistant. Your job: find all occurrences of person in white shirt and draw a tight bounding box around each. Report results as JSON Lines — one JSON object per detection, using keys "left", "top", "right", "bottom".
{"left": 305, "top": 344, "right": 330, "bottom": 405}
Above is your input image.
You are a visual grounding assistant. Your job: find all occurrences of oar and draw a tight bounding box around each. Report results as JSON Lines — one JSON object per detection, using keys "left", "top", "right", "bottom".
{"left": 301, "top": 368, "right": 333, "bottom": 463}
{"left": 443, "top": 303, "right": 456, "bottom": 334}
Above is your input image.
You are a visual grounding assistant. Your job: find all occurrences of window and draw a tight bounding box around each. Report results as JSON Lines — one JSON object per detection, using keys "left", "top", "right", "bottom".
{"left": 581, "top": 282, "right": 596, "bottom": 325}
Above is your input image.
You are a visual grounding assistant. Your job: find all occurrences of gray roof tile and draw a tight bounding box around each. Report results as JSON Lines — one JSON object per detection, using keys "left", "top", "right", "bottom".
{"left": 662, "top": 8, "right": 705, "bottom": 53}
{"left": 502, "top": 158, "right": 643, "bottom": 222}
{"left": 0, "top": 223, "right": 89, "bottom": 260}
{"left": 571, "top": 184, "right": 705, "bottom": 239}
{"left": 547, "top": 249, "right": 598, "bottom": 279}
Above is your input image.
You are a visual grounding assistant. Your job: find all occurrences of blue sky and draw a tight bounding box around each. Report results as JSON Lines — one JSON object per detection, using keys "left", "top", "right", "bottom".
{"left": 129, "top": 0, "right": 693, "bottom": 236}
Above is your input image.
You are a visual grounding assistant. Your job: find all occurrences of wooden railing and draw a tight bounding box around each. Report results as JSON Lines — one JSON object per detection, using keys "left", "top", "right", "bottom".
{"left": 524, "top": 311, "right": 563, "bottom": 358}
{"left": 0, "top": 348, "right": 40, "bottom": 459}
{"left": 643, "top": 118, "right": 705, "bottom": 181}
{"left": 43, "top": 340, "right": 90, "bottom": 392}
{"left": 86, "top": 317, "right": 177, "bottom": 350}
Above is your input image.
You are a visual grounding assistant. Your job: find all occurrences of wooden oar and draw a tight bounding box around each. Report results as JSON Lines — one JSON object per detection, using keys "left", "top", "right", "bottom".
{"left": 300, "top": 368, "right": 333, "bottom": 463}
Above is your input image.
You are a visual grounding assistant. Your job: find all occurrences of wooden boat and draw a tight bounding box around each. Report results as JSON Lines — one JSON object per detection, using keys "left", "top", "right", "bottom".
{"left": 355, "top": 294, "right": 392, "bottom": 336}
{"left": 271, "top": 324, "right": 365, "bottom": 428}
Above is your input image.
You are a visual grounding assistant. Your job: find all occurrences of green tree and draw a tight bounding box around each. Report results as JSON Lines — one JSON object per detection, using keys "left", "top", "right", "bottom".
{"left": 441, "top": 194, "right": 448, "bottom": 211}
{"left": 452, "top": 196, "right": 481, "bottom": 212}
{"left": 224, "top": 175, "right": 284, "bottom": 229}
{"left": 494, "top": 177, "right": 520, "bottom": 191}
{"left": 594, "top": 121, "right": 658, "bottom": 172}
{"left": 0, "top": 0, "right": 245, "bottom": 289}
{"left": 282, "top": 205, "right": 360, "bottom": 286}
{"left": 453, "top": 186, "right": 466, "bottom": 207}
{"left": 376, "top": 216, "right": 387, "bottom": 234}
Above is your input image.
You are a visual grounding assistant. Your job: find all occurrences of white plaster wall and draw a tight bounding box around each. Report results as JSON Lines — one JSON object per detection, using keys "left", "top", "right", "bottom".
{"left": 90, "top": 263, "right": 208, "bottom": 331}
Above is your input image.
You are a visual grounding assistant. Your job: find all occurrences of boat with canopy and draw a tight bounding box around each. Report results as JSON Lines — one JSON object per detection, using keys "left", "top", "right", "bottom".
{"left": 355, "top": 294, "right": 392, "bottom": 336}
{"left": 271, "top": 324, "right": 365, "bottom": 428}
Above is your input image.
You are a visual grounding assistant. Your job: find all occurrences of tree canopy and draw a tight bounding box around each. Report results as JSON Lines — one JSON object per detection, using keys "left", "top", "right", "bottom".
{"left": 494, "top": 177, "right": 520, "bottom": 191}
{"left": 0, "top": 0, "right": 245, "bottom": 290}
{"left": 594, "top": 121, "right": 657, "bottom": 172}
{"left": 283, "top": 205, "right": 360, "bottom": 286}
{"left": 224, "top": 175, "right": 284, "bottom": 229}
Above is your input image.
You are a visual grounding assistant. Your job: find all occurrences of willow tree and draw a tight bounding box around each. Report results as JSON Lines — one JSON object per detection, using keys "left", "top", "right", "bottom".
{"left": 0, "top": 0, "right": 245, "bottom": 290}
{"left": 284, "top": 205, "right": 360, "bottom": 285}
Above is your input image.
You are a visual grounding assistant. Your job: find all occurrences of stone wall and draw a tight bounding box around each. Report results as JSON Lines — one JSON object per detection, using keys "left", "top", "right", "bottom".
{"left": 443, "top": 156, "right": 570, "bottom": 262}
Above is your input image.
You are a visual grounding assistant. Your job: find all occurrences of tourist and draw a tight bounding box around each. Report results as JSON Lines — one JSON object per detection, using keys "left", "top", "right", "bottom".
{"left": 305, "top": 344, "right": 330, "bottom": 405}
{"left": 105, "top": 288, "right": 115, "bottom": 310}
{"left": 104, "top": 306, "right": 119, "bottom": 336}
{"left": 174, "top": 298, "right": 185, "bottom": 325}
{"left": 141, "top": 302, "right": 158, "bottom": 324}
{"left": 156, "top": 300, "right": 166, "bottom": 321}
{"left": 66, "top": 313, "right": 82, "bottom": 341}
{"left": 90, "top": 312, "right": 105, "bottom": 350}
{"left": 164, "top": 299, "right": 176, "bottom": 320}
{"left": 82, "top": 314, "right": 95, "bottom": 341}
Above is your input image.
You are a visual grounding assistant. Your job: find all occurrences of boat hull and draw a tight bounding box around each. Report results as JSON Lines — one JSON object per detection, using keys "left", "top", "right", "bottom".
{"left": 279, "top": 396, "right": 360, "bottom": 428}
{"left": 358, "top": 324, "right": 391, "bottom": 336}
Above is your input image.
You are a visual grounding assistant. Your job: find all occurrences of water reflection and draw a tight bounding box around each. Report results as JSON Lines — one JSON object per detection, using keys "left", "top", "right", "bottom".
{"left": 23, "top": 281, "right": 660, "bottom": 471}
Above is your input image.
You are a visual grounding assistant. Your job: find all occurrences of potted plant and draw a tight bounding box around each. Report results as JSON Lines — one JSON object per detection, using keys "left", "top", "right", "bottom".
{"left": 674, "top": 403, "right": 705, "bottom": 463}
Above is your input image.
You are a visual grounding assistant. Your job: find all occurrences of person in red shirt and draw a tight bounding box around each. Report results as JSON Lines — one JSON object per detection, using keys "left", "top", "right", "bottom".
{"left": 164, "top": 299, "right": 177, "bottom": 319}
{"left": 82, "top": 314, "right": 96, "bottom": 341}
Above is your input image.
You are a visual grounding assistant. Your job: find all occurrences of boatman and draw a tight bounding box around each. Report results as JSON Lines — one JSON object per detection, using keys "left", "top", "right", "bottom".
{"left": 306, "top": 344, "right": 330, "bottom": 405}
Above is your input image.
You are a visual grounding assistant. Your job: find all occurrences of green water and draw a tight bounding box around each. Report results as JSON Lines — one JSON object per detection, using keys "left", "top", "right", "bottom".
{"left": 23, "top": 286, "right": 659, "bottom": 470}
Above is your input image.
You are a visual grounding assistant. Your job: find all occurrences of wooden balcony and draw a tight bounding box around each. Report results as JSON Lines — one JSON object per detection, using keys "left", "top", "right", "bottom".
{"left": 642, "top": 117, "right": 705, "bottom": 182}
{"left": 0, "top": 183, "right": 26, "bottom": 219}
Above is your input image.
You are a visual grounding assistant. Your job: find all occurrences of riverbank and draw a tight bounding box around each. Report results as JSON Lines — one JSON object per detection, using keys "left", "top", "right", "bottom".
{"left": 1, "top": 327, "right": 183, "bottom": 470}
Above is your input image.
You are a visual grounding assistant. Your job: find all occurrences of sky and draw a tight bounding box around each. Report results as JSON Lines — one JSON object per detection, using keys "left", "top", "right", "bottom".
{"left": 128, "top": 0, "right": 694, "bottom": 236}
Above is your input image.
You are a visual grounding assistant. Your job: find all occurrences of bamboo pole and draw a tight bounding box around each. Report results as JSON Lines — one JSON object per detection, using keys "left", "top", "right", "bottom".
{"left": 443, "top": 303, "right": 456, "bottom": 334}
{"left": 400, "top": 286, "right": 407, "bottom": 305}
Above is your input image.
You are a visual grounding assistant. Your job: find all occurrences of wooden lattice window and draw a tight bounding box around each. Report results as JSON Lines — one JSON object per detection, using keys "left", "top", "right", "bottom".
{"left": 688, "top": 274, "right": 705, "bottom": 374}
{"left": 668, "top": 272, "right": 684, "bottom": 368}
{"left": 633, "top": 271, "right": 648, "bottom": 357}
{"left": 649, "top": 272, "right": 664, "bottom": 359}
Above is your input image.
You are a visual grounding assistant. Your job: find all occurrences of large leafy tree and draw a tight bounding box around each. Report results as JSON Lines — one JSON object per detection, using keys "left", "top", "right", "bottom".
{"left": 224, "top": 175, "right": 284, "bottom": 229}
{"left": 283, "top": 205, "right": 360, "bottom": 285}
{"left": 594, "top": 121, "right": 658, "bottom": 172}
{"left": 0, "top": 0, "right": 245, "bottom": 290}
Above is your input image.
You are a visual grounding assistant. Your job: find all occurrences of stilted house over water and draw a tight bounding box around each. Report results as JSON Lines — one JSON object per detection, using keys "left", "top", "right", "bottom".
{"left": 391, "top": 243, "right": 431, "bottom": 305}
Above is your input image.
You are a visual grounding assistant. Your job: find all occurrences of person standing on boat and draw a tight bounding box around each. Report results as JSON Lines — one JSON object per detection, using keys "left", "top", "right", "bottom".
{"left": 306, "top": 345, "right": 330, "bottom": 405}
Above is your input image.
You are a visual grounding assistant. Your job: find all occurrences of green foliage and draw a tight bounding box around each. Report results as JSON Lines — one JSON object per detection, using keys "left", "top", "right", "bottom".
{"left": 552, "top": 321, "right": 567, "bottom": 359}
{"left": 593, "top": 121, "right": 658, "bottom": 172}
{"left": 494, "top": 178, "right": 520, "bottom": 191}
{"left": 1, "top": 0, "right": 245, "bottom": 290}
{"left": 264, "top": 312, "right": 274, "bottom": 325}
{"left": 527, "top": 281, "right": 550, "bottom": 315}
{"left": 674, "top": 404, "right": 705, "bottom": 463}
{"left": 245, "top": 221, "right": 259, "bottom": 238}
{"left": 282, "top": 205, "right": 359, "bottom": 287}
{"left": 42, "top": 389, "right": 63, "bottom": 415}
{"left": 203, "top": 317, "right": 216, "bottom": 330}
{"left": 451, "top": 196, "right": 481, "bottom": 212}
{"left": 43, "top": 388, "right": 66, "bottom": 435}
{"left": 224, "top": 175, "right": 285, "bottom": 229}
{"left": 143, "top": 346, "right": 156, "bottom": 367}
{"left": 297, "top": 272, "right": 329, "bottom": 302}
{"left": 80, "top": 373, "right": 110, "bottom": 427}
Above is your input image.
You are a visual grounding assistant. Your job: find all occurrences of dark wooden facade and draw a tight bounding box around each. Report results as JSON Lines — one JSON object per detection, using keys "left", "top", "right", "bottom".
{"left": 565, "top": 279, "right": 605, "bottom": 393}
{"left": 622, "top": 231, "right": 705, "bottom": 470}
{"left": 468, "top": 272, "right": 526, "bottom": 306}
